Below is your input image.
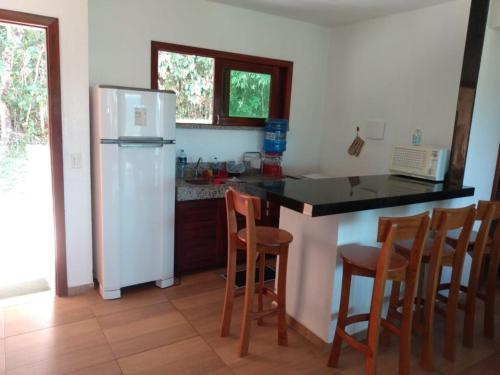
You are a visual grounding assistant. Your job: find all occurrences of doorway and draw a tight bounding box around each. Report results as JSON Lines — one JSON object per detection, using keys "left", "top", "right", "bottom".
{"left": 0, "top": 9, "right": 67, "bottom": 297}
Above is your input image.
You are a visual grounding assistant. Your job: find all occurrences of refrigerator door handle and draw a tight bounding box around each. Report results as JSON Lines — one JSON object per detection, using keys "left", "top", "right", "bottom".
{"left": 118, "top": 141, "right": 164, "bottom": 148}
{"left": 100, "top": 137, "right": 175, "bottom": 147}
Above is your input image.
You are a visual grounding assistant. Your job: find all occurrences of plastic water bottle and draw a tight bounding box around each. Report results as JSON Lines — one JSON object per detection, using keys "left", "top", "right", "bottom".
{"left": 263, "top": 119, "right": 288, "bottom": 153}
{"left": 178, "top": 149, "right": 187, "bottom": 164}
{"left": 177, "top": 149, "right": 187, "bottom": 177}
{"left": 412, "top": 129, "right": 422, "bottom": 146}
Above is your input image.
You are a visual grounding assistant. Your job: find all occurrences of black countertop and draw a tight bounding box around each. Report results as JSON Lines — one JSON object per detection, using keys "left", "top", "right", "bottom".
{"left": 244, "top": 174, "right": 474, "bottom": 217}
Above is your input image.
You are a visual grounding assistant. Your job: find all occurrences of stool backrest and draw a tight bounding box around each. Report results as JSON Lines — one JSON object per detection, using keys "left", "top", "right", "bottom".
{"left": 377, "top": 212, "right": 430, "bottom": 304}
{"left": 430, "top": 205, "right": 476, "bottom": 267}
{"left": 225, "top": 187, "right": 261, "bottom": 254}
{"left": 477, "top": 200, "right": 500, "bottom": 221}
{"left": 472, "top": 201, "right": 498, "bottom": 256}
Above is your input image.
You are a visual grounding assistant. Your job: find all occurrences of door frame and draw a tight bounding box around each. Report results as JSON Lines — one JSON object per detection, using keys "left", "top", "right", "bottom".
{"left": 492, "top": 143, "right": 500, "bottom": 200}
{"left": 0, "top": 9, "right": 67, "bottom": 296}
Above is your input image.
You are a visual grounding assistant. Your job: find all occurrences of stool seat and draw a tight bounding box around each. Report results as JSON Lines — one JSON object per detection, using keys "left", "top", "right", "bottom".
{"left": 238, "top": 226, "right": 293, "bottom": 248}
{"left": 446, "top": 229, "right": 493, "bottom": 252}
{"left": 340, "top": 244, "right": 408, "bottom": 279}
{"left": 395, "top": 236, "right": 455, "bottom": 264}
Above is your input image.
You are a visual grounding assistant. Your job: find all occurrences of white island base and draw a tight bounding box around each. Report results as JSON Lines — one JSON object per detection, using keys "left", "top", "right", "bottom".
{"left": 278, "top": 203, "right": 472, "bottom": 343}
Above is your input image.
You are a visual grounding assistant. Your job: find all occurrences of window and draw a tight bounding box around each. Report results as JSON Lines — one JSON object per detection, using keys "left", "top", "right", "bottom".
{"left": 151, "top": 41, "right": 293, "bottom": 127}
{"left": 228, "top": 70, "right": 271, "bottom": 118}
{"left": 157, "top": 51, "right": 214, "bottom": 124}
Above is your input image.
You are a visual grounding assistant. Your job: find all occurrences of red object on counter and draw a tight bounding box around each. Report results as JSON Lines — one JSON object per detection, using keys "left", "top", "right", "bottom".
{"left": 263, "top": 163, "right": 283, "bottom": 177}
{"left": 262, "top": 152, "right": 283, "bottom": 177}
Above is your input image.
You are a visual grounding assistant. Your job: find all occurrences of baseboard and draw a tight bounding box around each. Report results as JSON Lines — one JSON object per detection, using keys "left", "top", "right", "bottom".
{"left": 287, "top": 314, "right": 330, "bottom": 351}
{"left": 67, "top": 282, "right": 95, "bottom": 296}
{"left": 287, "top": 314, "right": 369, "bottom": 352}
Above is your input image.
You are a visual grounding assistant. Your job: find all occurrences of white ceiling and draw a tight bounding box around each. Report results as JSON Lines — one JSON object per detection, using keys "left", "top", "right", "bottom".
{"left": 208, "top": 0, "right": 455, "bottom": 27}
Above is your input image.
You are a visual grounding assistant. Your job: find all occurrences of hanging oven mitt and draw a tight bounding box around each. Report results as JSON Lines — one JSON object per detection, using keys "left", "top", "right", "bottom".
{"left": 348, "top": 126, "right": 364, "bottom": 157}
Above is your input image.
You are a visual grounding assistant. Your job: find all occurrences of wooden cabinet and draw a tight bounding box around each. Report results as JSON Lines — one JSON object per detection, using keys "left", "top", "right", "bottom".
{"left": 175, "top": 198, "right": 280, "bottom": 275}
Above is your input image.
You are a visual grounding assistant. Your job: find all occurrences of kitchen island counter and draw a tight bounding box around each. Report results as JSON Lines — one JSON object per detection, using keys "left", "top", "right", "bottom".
{"left": 242, "top": 174, "right": 474, "bottom": 343}
{"left": 245, "top": 174, "right": 474, "bottom": 217}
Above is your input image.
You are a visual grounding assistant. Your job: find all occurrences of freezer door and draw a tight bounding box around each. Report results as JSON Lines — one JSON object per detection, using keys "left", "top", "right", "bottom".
{"left": 97, "top": 143, "right": 175, "bottom": 289}
{"left": 94, "top": 86, "right": 176, "bottom": 140}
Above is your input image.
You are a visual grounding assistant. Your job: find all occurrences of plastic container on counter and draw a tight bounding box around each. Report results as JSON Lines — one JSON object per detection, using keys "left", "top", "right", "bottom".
{"left": 262, "top": 152, "right": 283, "bottom": 177}
{"left": 263, "top": 118, "right": 288, "bottom": 153}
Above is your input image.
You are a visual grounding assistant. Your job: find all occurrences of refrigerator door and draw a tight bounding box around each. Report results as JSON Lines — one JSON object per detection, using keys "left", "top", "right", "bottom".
{"left": 95, "top": 86, "right": 176, "bottom": 141}
{"left": 97, "top": 142, "right": 176, "bottom": 292}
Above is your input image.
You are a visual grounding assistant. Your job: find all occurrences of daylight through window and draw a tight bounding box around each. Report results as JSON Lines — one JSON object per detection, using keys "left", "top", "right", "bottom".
{"left": 152, "top": 41, "right": 293, "bottom": 127}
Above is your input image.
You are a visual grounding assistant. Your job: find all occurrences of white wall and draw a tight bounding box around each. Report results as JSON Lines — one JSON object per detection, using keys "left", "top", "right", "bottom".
{"left": 319, "top": 0, "right": 471, "bottom": 177}
{"left": 89, "top": 0, "right": 331, "bottom": 172}
{"left": 0, "top": 0, "right": 92, "bottom": 288}
{"left": 463, "top": 3, "right": 500, "bottom": 201}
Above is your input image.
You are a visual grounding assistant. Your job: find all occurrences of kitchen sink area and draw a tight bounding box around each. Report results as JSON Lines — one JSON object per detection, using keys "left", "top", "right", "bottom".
{"left": 177, "top": 173, "right": 283, "bottom": 201}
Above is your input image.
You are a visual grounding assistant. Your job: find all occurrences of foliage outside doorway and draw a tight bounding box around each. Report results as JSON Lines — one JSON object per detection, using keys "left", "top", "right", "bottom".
{"left": 0, "top": 22, "right": 53, "bottom": 297}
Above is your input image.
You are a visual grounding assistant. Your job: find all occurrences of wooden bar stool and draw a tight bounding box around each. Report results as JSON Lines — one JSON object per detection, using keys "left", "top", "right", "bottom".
{"left": 444, "top": 200, "right": 500, "bottom": 346}
{"left": 220, "top": 187, "right": 293, "bottom": 357}
{"left": 328, "top": 212, "right": 430, "bottom": 375}
{"left": 395, "top": 205, "right": 475, "bottom": 371}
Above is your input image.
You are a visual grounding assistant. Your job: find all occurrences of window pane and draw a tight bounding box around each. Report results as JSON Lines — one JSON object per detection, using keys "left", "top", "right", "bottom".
{"left": 228, "top": 70, "right": 271, "bottom": 118}
{"left": 157, "top": 51, "right": 214, "bottom": 123}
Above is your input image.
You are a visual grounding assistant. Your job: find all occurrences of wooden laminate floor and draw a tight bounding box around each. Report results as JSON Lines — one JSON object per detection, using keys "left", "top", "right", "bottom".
{"left": 0, "top": 269, "right": 498, "bottom": 374}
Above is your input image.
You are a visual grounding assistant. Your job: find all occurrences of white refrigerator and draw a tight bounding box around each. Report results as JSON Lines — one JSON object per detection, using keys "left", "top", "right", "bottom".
{"left": 91, "top": 85, "right": 176, "bottom": 299}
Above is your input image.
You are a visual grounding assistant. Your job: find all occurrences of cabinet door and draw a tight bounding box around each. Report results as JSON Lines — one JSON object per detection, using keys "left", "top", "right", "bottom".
{"left": 260, "top": 200, "right": 280, "bottom": 227}
{"left": 175, "top": 199, "right": 224, "bottom": 274}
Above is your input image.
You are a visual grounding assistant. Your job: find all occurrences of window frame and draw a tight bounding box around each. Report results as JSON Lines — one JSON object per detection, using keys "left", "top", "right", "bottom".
{"left": 151, "top": 41, "right": 293, "bottom": 128}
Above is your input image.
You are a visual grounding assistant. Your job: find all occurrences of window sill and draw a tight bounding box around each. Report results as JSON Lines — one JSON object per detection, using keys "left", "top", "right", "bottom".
{"left": 176, "top": 123, "right": 264, "bottom": 131}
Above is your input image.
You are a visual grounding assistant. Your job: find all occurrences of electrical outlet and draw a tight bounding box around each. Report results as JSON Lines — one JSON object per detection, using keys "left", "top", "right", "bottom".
{"left": 70, "top": 153, "right": 82, "bottom": 169}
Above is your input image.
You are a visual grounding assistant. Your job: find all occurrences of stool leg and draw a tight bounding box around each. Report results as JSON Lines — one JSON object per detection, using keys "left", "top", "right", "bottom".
{"left": 257, "top": 253, "right": 266, "bottom": 326}
{"left": 238, "top": 246, "right": 257, "bottom": 357}
{"left": 366, "top": 274, "right": 388, "bottom": 375}
{"left": 485, "top": 246, "right": 500, "bottom": 338}
{"left": 220, "top": 246, "right": 237, "bottom": 337}
{"left": 399, "top": 279, "right": 416, "bottom": 375}
{"left": 381, "top": 280, "right": 400, "bottom": 346}
{"left": 413, "top": 264, "right": 425, "bottom": 335}
{"left": 421, "top": 255, "right": 441, "bottom": 371}
{"left": 277, "top": 248, "right": 289, "bottom": 346}
{"left": 328, "top": 263, "right": 352, "bottom": 368}
{"left": 444, "top": 259, "right": 465, "bottom": 362}
{"left": 463, "top": 248, "right": 484, "bottom": 347}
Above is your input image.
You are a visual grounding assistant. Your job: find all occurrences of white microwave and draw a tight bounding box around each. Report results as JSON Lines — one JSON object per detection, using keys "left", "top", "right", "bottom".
{"left": 389, "top": 145, "right": 450, "bottom": 182}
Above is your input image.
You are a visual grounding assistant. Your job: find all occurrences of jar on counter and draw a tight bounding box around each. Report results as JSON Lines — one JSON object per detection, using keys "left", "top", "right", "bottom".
{"left": 262, "top": 152, "right": 283, "bottom": 177}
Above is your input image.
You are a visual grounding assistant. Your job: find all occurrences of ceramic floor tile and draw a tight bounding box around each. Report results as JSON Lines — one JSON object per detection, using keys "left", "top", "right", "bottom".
{"left": 2, "top": 296, "right": 94, "bottom": 337}
{"left": 456, "top": 352, "right": 500, "bottom": 375}
{"left": 98, "top": 301, "right": 197, "bottom": 358}
{"left": 68, "top": 360, "right": 123, "bottom": 375}
{"left": 164, "top": 277, "right": 225, "bottom": 301}
{"left": 5, "top": 318, "right": 114, "bottom": 374}
{"left": 87, "top": 285, "right": 168, "bottom": 317}
{"left": 118, "top": 336, "right": 231, "bottom": 375}
{"left": 0, "top": 275, "right": 495, "bottom": 375}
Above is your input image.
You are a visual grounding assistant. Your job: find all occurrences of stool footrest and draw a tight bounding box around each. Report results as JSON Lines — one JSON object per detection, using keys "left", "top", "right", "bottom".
{"left": 381, "top": 319, "right": 401, "bottom": 336}
{"left": 234, "top": 286, "right": 277, "bottom": 300}
{"left": 345, "top": 313, "right": 370, "bottom": 326}
{"left": 249, "top": 307, "right": 280, "bottom": 321}
{"left": 336, "top": 327, "right": 373, "bottom": 357}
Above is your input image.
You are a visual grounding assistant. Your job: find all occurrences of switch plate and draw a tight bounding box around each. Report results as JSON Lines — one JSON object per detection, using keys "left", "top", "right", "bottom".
{"left": 365, "top": 120, "right": 386, "bottom": 140}
{"left": 70, "top": 153, "right": 82, "bottom": 169}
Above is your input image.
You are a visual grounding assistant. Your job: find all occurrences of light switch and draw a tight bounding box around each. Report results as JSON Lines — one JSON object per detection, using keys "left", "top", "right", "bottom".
{"left": 70, "top": 153, "right": 82, "bottom": 169}
{"left": 365, "top": 120, "right": 386, "bottom": 140}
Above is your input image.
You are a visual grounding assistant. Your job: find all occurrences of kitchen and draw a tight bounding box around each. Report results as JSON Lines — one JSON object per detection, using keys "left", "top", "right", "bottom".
{"left": 0, "top": 0, "right": 499, "bottom": 374}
